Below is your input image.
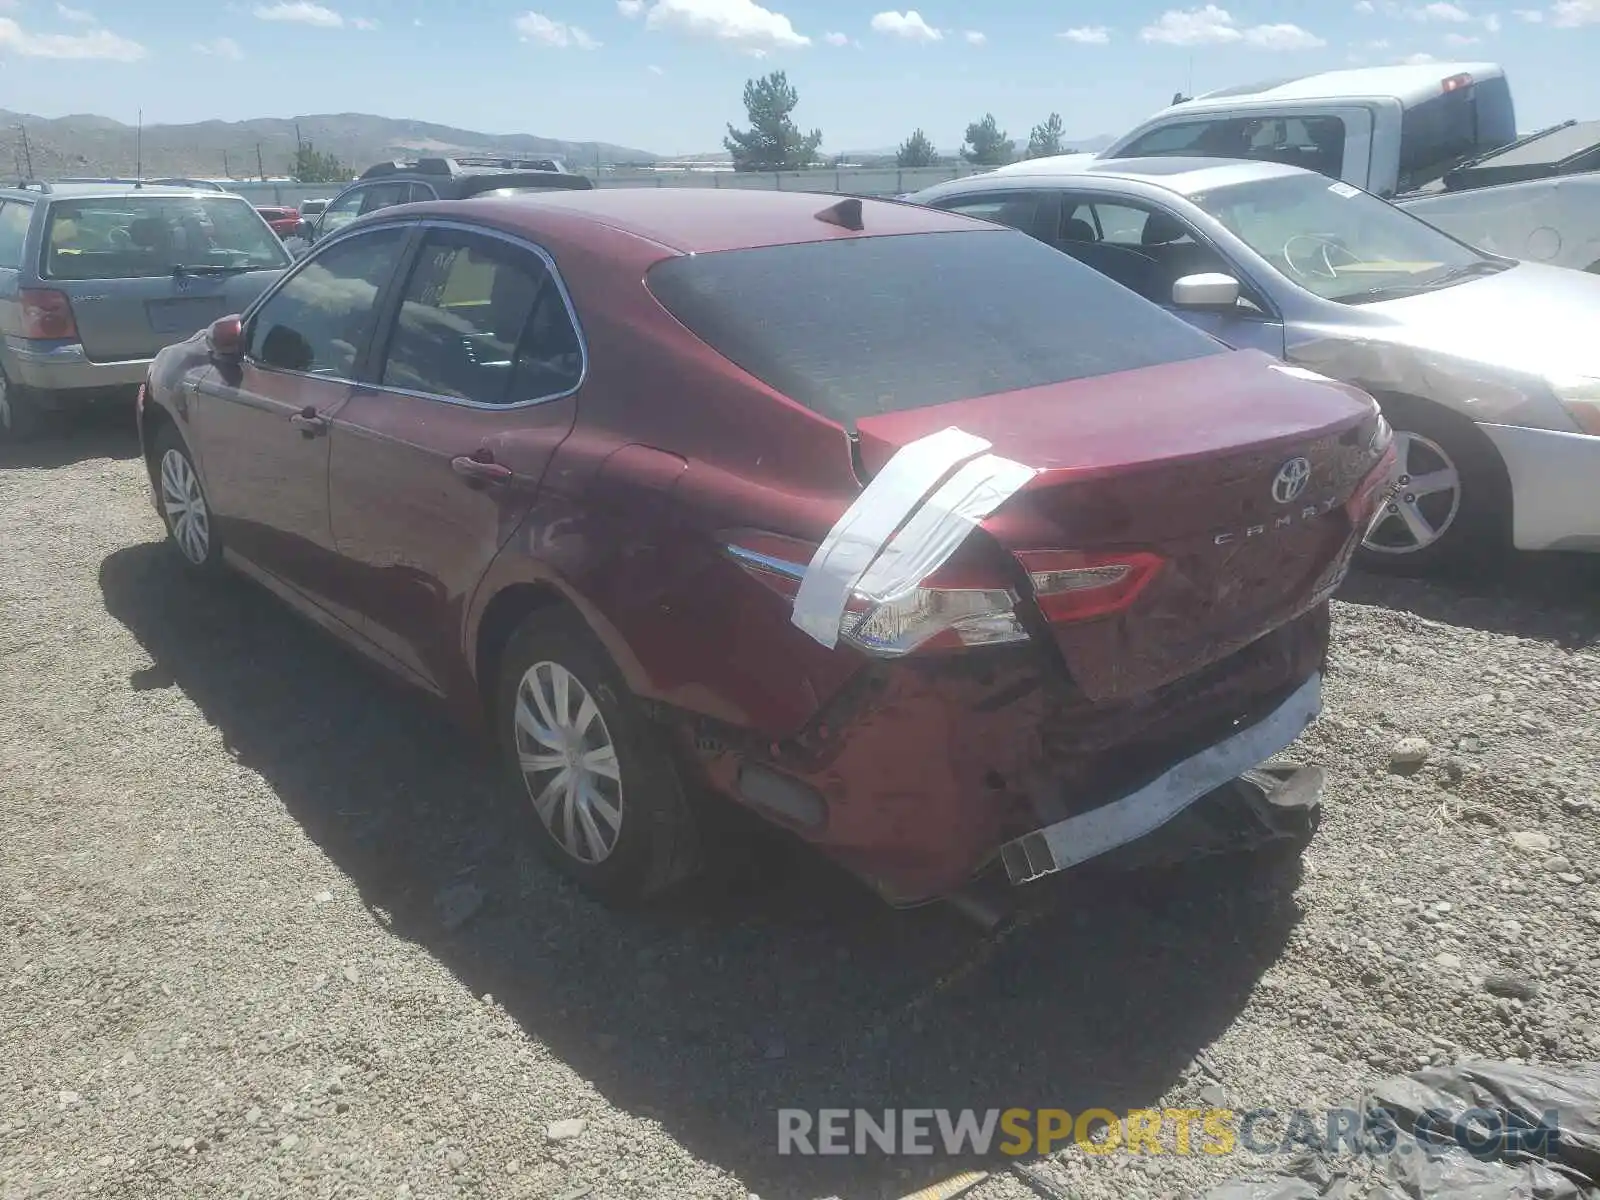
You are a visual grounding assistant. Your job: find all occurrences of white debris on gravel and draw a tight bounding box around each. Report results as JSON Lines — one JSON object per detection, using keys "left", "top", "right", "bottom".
{"left": 2, "top": 425, "right": 1598, "bottom": 1200}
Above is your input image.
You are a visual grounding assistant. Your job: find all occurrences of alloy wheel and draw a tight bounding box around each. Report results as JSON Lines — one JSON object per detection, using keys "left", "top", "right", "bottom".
{"left": 160, "top": 447, "right": 211, "bottom": 565}
{"left": 513, "top": 660, "right": 624, "bottom": 864}
{"left": 1362, "top": 430, "right": 1463, "bottom": 556}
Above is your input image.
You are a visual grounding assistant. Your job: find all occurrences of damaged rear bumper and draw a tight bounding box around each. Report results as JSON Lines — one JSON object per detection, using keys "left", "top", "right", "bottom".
{"left": 998, "top": 672, "right": 1323, "bottom": 885}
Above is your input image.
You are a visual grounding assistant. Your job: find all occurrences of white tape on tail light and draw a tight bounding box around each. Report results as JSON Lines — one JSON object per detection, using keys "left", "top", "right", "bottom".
{"left": 851, "top": 453, "right": 1038, "bottom": 604}
{"left": 790, "top": 426, "right": 990, "bottom": 648}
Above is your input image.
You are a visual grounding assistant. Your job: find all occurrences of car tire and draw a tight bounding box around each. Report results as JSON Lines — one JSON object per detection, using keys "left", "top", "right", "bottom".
{"left": 0, "top": 367, "right": 43, "bottom": 444}
{"left": 494, "top": 609, "right": 702, "bottom": 905}
{"left": 152, "top": 425, "right": 224, "bottom": 575}
{"left": 1357, "top": 398, "right": 1510, "bottom": 577}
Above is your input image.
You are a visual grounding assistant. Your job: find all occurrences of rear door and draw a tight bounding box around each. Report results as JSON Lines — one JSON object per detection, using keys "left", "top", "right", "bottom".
{"left": 40, "top": 194, "right": 290, "bottom": 362}
{"left": 325, "top": 221, "right": 583, "bottom": 693}
{"left": 189, "top": 223, "right": 412, "bottom": 605}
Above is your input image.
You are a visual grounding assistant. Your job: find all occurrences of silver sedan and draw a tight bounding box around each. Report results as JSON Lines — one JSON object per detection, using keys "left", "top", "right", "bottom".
{"left": 909, "top": 156, "right": 1600, "bottom": 574}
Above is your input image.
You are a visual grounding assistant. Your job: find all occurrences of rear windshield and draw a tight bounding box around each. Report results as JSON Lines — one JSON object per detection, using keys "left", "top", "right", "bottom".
{"left": 42, "top": 195, "right": 291, "bottom": 281}
{"left": 645, "top": 229, "right": 1226, "bottom": 424}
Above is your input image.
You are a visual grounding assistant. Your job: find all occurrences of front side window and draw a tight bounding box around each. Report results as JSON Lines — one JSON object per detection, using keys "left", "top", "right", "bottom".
{"left": 1190, "top": 172, "right": 1494, "bottom": 303}
{"left": 378, "top": 228, "right": 582, "bottom": 405}
{"left": 1050, "top": 196, "right": 1247, "bottom": 309}
{"left": 0, "top": 201, "right": 33, "bottom": 269}
{"left": 645, "top": 228, "right": 1226, "bottom": 427}
{"left": 247, "top": 226, "right": 408, "bottom": 377}
{"left": 41, "top": 195, "right": 291, "bottom": 280}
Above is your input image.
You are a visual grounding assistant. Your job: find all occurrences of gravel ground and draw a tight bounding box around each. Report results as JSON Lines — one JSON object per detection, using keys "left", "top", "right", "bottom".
{"left": 2, "top": 418, "right": 1598, "bottom": 1200}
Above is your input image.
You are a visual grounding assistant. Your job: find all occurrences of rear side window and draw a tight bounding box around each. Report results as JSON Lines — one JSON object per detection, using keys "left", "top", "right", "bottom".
{"left": 1118, "top": 115, "right": 1346, "bottom": 178}
{"left": 378, "top": 228, "right": 582, "bottom": 404}
{"left": 1397, "top": 78, "right": 1515, "bottom": 191}
{"left": 645, "top": 229, "right": 1226, "bottom": 425}
{"left": 0, "top": 201, "right": 32, "bottom": 269}
{"left": 41, "top": 195, "right": 290, "bottom": 280}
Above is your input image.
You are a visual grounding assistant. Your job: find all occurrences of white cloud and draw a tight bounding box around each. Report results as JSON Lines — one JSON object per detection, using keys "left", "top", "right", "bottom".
{"left": 1244, "top": 22, "right": 1327, "bottom": 46}
{"left": 56, "top": 3, "right": 93, "bottom": 22}
{"left": 647, "top": 62, "right": 664, "bottom": 72}
{"left": 963, "top": 28, "right": 984, "bottom": 43}
{"left": 0, "top": 15, "right": 144, "bottom": 58}
{"left": 1512, "top": 5, "right": 1543, "bottom": 17}
{"left": 1401, "top": 49, "right": 1440, "bottom": 60}
{"left": 1366, "top": 36, "right": 1393, "bottom": 47}
{"left": 823, "top": 29, "right": 847, "bottom": 43}
{"left": 194, "top": 34, "right": 244, "bottom": 57}
{"left": 1354, "top": 0, "right": 1375, "bottom": 10}
{"left": 1444, "top": 29, "right": 1482, "bottom": 40}
{"left": 350, "top": 15, "right": 376, "bottom": 27}
{"left": 1483, "top": 11, "right": 1502, "bottom": 28}
{"left": 252, "top": 1, "right": 344, "bottom": 26}
{"left": 513, "top": 11, "right": 600, "bottom": 47}
{"left": 617, "top": 0, "right": 644, "bottom": 14}
{"left": 1060, "top": 24, "right": 1111, "bottom": 42}
{"left": 1140, "top": 5, "right": 1323, "bottom": 47}
{"left": 638, "top": 0, "right": 809, "bottom": 51}
{"left": 1409, "top": 2, "right": 1472, "bottom": 19}
{"left": 870, "top": 9, "right": 942, "bottom": 40}
{"left": 1551, "top": 0, "right": 1600, "bottom": 24}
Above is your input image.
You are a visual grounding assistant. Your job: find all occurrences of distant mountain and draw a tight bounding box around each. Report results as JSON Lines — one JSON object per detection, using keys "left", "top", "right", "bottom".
{"left": 0, "top": 110, "right": 660, "bottom": 180}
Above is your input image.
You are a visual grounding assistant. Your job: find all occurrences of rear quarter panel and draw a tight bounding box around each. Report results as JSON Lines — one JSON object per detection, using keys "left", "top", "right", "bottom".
{"left": 462, "top": 212, "right": 878, "bottom": 736}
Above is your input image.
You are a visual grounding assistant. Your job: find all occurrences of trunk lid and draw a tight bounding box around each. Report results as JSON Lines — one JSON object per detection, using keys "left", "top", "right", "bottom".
{"left": 853, "top": 349, "right": 1388, "bottom": 701}
{"left": 63, "top": 268, "right": 283, "bottom": 362}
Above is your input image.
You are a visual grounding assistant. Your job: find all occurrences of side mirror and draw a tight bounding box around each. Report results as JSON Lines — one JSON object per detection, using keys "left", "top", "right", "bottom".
{"left": 208, "top": 314, "right": 244, "bottom": 361}
{"left": 1171, "top": 272, "right": 1242, "bottom": 309}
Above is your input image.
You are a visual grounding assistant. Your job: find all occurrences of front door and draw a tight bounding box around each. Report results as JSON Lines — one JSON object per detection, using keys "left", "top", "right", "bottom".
{"left": 326, "top": 223, "right": 584, "bottom": 694}
{"left": 191, "top": 224, "right": 412, "bottom": 606}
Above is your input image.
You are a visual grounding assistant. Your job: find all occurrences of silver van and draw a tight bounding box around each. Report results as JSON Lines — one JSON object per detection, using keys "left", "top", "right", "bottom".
{"left": 0, "top": 182, "right": 291, "bottom": 441}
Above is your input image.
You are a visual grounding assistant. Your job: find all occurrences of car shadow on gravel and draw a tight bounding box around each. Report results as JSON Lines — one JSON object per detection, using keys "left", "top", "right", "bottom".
{"left": 101, "top": 541, "right": 1310, "bottom": 1200}
{"left": 1341, "top": 553, "right": 1600, "bottom": 649}
{"left": 0, "top": 406, "right": 141, "bottom": 470}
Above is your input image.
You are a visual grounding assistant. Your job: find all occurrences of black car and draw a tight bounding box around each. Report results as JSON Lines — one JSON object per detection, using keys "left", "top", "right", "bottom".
{"left": 297, "top": 157, "right": 594, "bottom": 243}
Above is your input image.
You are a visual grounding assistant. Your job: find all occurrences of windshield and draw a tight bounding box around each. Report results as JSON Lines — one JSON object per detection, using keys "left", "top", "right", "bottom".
{"left": 646, "top": 229, "right": 1226, "bottom": 425}
{"left": 1189, "top": 172, "right": 1498, "bottom": 304}
{"left": 42, "top": 195, "right": 291, "bottom": 281}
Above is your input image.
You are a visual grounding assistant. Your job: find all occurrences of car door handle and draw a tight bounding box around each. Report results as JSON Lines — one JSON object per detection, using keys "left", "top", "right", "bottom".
{"left": 451, "top": 455, "right": 513, "bottom": 483}
{"left": 290, "top": 407, "right": 331, "bottom": 436}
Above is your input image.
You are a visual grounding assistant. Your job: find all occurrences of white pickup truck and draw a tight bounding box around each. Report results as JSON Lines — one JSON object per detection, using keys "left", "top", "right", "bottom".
{"left": 1097, "top": 63, "right": 1600, "bottom": 273}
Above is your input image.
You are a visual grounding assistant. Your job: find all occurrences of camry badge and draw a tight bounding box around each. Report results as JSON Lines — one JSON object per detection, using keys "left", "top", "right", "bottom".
{"left": 1272, "top": 457, "right": 1312, "bottom": 505}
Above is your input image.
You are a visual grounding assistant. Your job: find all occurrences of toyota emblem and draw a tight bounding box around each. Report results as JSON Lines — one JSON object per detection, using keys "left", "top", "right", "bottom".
{"left": 1271, "top": 457, "right": 1312, "bottom": 505}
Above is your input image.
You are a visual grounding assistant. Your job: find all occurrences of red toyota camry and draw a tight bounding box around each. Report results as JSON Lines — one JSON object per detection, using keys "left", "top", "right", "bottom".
{"left": 137, "top": 188, "right": 1395, "bottom": 911}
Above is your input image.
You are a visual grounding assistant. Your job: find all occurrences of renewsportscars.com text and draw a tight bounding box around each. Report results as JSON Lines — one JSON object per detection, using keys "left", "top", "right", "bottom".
{"left": 776, "top": 1106, "right": 1564, "bottom": 1159}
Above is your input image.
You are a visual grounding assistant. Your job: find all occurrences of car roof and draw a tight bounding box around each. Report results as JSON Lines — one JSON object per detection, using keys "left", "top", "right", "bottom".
{"left": 1180, "top": 61, "right": 1501, "bottom": 108}
{"left": 955, "top": 154, "right": 1308, "bottom": 197}
{"left": 423, "top": 187, "right": 996, "bottom": 255}
{"left": 1, "top": 182, "right": 242, "bottom": 200}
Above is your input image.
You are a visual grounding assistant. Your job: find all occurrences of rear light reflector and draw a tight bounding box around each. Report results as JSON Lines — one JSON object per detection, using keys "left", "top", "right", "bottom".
{"left": 1441, "top": 72, "right": 1473, "bottom": 92}
{"left": 1016, "top": 550, "right": 1165, "bottom": 624}
{"left": 19, "top": 288, "right": 78, "bottom": 340}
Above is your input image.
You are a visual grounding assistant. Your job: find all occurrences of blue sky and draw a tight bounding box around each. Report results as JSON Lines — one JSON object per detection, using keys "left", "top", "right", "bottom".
{"left": 1, "top": 0, "right": 1597, "bottom": 155}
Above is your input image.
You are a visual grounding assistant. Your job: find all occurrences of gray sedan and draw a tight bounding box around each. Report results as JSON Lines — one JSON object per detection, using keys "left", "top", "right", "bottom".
{"left": 909, "top": 156, "right": 1600, "bottom": 574}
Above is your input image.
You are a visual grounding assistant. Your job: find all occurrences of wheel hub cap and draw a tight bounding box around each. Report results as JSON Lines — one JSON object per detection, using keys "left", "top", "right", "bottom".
{"left": 1362, "top": 429, "right": 1462, "bottom": 555}
{"left": 159, "top": 448, "right": 211, "bottom": 565}
{"left": 513, "top": 661, "right": 623, "bottom": 865}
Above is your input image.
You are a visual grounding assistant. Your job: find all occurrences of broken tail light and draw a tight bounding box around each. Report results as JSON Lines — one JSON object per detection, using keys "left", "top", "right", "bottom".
{"left": 725, "top": 536, "right": 1028, "bottom": 657}
{"left": 726, "top": 536, "right": 1166, "bottom": 657}
{"left": 19, "top": 289, "right": 79, "bottom": 340}
{"left": 1015, "top": 550, "right": 1165, "bottom": 624}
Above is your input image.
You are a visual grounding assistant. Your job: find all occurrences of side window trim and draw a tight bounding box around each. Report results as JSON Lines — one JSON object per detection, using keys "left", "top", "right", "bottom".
{"left": 1057, "top": 189, "right": 1283, "bottom": 323}
{"left": 241, "top": 220, "right": 421, "bottom": 386}
{"left": 364, "top": 217, "right": 590, "bottom": 411}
